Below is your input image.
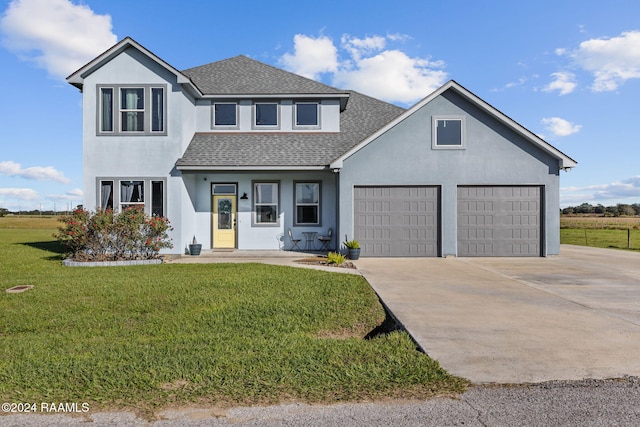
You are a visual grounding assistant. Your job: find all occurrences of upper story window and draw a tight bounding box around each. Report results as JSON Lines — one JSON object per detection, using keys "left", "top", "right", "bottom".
{"left": 433, "top": 116, "right": 465, "bottom": 149}
{"left": 295, "top": 102, "right": 319, "bottom": 128}
{"left": 98, "top": 85, "right": 166, "bottom": 135}
{"left": 254, "top": 102, "right": 279, "bottom": 128}
{"left": 213, "top": 102, "right": 238, "bottom": 128}
{"left": 121, "top": 88, "right": 144, "bottom": 132}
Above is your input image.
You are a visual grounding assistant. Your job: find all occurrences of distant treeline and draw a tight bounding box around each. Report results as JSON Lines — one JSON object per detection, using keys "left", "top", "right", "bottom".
{"left": 0, "top": 208, "right": 82, "bottom": 217}
{"left": 562, "top": 203, "right": 640, "bottom": 216}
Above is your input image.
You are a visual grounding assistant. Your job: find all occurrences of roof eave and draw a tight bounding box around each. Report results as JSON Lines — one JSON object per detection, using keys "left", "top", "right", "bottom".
{"left": 176, "top": 165, "right": 328, "bottom": 171}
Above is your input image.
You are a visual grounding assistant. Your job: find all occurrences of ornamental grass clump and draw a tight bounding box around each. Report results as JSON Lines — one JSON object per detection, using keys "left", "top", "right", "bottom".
{"left": 55, "top": 206, "right": 172, "bottom": 261}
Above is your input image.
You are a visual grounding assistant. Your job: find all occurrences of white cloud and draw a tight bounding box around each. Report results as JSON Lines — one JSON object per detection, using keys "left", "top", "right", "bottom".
{"left": 541, "top": 117, "right": 581, "bottom": 137}
{"left": 0, "top": 187, "right": 39, "bottom": 201}
{"left": 0, "top": 0, "right": 117, "bottom": 79}
{"left": 341, "top": 34, "right": 387, "bottom": 60}
{"left": 561, "top": 176, "right": 640, "bottom": 203}
{"left": 0, "top": 160, "right": 71, "bottom": 183}
{"left": 279, "top": 34, "right": 338, "bottom": 79}
{"left": 49, "top": 188, "right": 83, "bottom": 201}
{"left": 333, "top": 49, "right": 447, "bottom": 105}
{"left": 543, "top": 72, "right": 577, "bottom": 95}
{"left": 279, "top": 33, "right": 448, "bottom": 105}
{"left": 570, "top": 30, "right": 640, "bottom": 92}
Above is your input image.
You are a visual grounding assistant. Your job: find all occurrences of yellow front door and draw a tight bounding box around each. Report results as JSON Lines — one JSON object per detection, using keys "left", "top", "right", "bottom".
{"left": 213, "top": 195, "right": 236, "bottom": 248}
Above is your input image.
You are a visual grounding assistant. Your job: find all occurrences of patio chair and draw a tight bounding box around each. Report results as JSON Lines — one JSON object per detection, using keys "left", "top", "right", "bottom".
{"left": 317, "top": 228, "right": 333, "bottom": 251}
{"left": 288, "top": 229, "right": 302, "bottom": 251}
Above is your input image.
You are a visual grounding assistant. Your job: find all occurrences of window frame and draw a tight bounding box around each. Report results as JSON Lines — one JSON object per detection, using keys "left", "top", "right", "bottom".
{"left": 432, "top": 116, "right": 466, "bottom": 149}
{"left": 150, "top": 87, "right": 165, "bottom": 133}
{"left": 293, "top": 102, "right": 320, "bottom": 129}
{"left": 294, "top": 181, "right": 321, "bottom": 226}
{"left": 99, "top": 87, "right": 114, "bottom": 133}
{"left": 120, "top": 88, "right": 145, "bottom": 133}
{"left": 97, "top": 177, "right": 166, "bottom": 216}
{"left": 212, "top": 102, "right": 239, "bottom": 129}
{"left": 253, "top": 102, "right": 280, "bottom": 129}
{"left": 252, "top": 181, "right": 280, "bottom": 226}
{"left": 96, "top": 84, "right": 167, "bottom": 136}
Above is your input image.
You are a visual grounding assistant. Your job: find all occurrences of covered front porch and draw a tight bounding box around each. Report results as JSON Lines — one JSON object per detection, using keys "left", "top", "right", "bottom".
{"left": 178, "top": 169, "right": 338, "bottom": 252}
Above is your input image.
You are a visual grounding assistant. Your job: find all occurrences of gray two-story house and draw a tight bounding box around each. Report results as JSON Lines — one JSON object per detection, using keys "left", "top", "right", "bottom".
{"left": 67, "top": 37, "right": 576, "bottom": 257}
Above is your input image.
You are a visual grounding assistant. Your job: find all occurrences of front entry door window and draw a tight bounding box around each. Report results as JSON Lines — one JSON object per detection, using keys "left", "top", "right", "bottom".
{"left": 212, "top": 184, "right": 237, "bottom": 249}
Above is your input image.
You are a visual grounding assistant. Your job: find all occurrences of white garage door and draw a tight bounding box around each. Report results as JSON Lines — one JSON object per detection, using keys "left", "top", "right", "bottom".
{"left": 354, "top": 186, "right": 439, "bottom": 257}
{"left": 457, "top": 186, "right": 542, "bottom": 256}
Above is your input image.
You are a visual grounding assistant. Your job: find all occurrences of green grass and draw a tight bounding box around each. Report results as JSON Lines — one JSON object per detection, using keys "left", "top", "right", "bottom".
{"left": 0, "top": 225, "right": 467, "bottom": 414}
{"left": 561, "top": 228, "right": 640, "bottom": 251}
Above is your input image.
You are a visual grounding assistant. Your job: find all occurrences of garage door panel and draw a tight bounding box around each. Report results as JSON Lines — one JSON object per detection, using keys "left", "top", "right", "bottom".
{"left": 458, "top": 186, "right": 541, "bottom": 257}
{"left": 354, "top": 186, "right": 439, "bottom": 257}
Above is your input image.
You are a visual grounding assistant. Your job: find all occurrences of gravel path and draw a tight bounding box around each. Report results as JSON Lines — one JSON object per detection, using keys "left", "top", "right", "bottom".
{"left": 2, "top": 377, "right": 639, "bottom": 426}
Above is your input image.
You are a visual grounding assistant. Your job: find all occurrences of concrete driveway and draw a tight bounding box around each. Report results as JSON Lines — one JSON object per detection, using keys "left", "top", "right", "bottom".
{"left": 355, "top": 245, "right": 640, "bottom": 384}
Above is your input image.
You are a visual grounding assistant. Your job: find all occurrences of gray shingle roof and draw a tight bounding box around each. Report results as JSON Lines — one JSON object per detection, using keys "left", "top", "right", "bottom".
{"left": 182, "top": 55, "right": 347, "bottom": 95}
{"left": 177, "top": 90, "right": 405, "bottom": 168}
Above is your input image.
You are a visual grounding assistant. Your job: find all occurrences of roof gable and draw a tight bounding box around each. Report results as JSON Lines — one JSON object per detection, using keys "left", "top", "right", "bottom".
{"left": 66, "top": 37, "right": 195, "bottom": 92}
{"left": 331, "top": 80, "right": 577, "bottom": 170}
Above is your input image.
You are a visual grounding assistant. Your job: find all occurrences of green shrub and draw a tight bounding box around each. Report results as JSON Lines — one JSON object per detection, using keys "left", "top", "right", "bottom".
{"left": 343, "top": 239, "right": 360, "bottom": 249}
{"left": 326, "top": 251, "right": 347, "bottom": 265}
{"left": 54, "top": 207, "right": 172, "bottom": 261}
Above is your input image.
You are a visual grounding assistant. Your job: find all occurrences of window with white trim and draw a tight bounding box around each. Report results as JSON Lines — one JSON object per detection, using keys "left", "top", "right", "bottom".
{"left": 253, "top": 182, "right": 279, "bottom": 225}
{"left": 213, "top": 102, "right": 238, "bottom": 128}
{"left": 295, "top": 182, "right": 320, "bottom": 225}
{"left": 254, "top": 102, "right": 279, "bottom": 127}
{"left": 294, "top": 102, "right": 319, "bottom": 128}
{"left": 433, "top": 116, "right": 465, "bottom": 149}
{"left": 98, "top": 85, "right": 166, "bottom": 135}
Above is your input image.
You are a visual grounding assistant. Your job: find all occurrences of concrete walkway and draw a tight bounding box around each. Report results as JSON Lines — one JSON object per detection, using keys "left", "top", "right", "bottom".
{"left": 165, "top": 250, "right": 361, "bottom": 275}
{"left": 355, "top": 245, "right": 640, "bottom": 384}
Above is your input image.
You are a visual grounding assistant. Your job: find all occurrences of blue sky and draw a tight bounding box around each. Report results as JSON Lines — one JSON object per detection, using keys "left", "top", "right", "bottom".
{"left": 1, "top": 0, "right": 640, "bottom": 211}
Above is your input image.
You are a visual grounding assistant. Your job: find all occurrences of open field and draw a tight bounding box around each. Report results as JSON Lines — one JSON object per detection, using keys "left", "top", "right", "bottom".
{"left": 0, "top": 222, "right": 466, "bottom": 416}
{"left": 0, "top": 215, "right": 61, "bottom": 229}
{"left": 560, "top": 215, "right": 640, "bottom": 230}
{"left": 560, "top": 215, "right": 640, "bottom": 251}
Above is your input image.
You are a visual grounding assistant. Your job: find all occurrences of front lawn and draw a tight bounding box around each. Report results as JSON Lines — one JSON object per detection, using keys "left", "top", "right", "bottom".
{"left": 0, "top": 224, "right": 467, "bottom": 414}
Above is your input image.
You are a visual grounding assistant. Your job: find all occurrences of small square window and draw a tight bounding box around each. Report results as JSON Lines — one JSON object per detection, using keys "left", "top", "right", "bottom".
{"left": 295, "top": 103, "right": 319, "bottom": 127}
{"left": 255, "top": 103, "right": 278, "bottom": 127}
{"left": 433, "top": 117, "right": 465, "bottom": 149}
{"left": 214, "top": 103, "right": 237, "bottom": 127}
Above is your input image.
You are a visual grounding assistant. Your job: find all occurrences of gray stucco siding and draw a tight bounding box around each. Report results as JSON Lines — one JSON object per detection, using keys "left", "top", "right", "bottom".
{"left": 338, "top": 89, "right": 561, "bottom": 256}
{"left": 82, "top": 47, "right": 196, "bottom": 252}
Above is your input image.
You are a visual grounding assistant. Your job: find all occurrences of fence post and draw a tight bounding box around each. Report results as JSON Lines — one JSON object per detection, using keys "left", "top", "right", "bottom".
{"left": 628, "top": 228, "right": 631, "bottom": 249}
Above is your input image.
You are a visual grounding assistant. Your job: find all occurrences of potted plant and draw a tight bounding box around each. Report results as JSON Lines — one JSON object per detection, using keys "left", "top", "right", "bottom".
{"left": 189, "top": 236, "right": 202, "bottom": 256}
{"left": 344, "top": 236, "right": 361, "bottom": 260}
